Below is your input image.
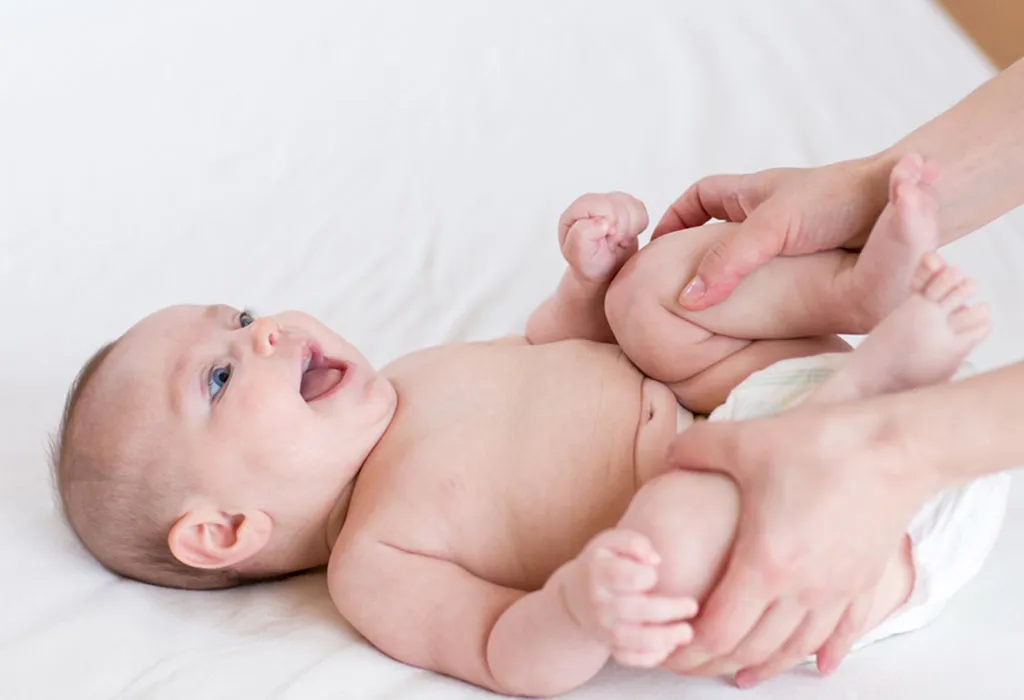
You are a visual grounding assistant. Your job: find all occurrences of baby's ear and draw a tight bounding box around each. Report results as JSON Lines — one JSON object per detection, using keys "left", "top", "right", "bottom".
{"left": 168, "top": 505, "right": 272, "bottom": 570}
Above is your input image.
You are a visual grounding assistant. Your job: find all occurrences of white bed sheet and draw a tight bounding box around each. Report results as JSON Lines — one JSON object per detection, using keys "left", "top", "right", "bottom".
{"left": 3, "top": 1, "right": 1024, "bottom": 698}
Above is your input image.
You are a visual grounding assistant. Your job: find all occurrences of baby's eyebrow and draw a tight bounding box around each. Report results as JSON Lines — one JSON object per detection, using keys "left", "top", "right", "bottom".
{"left": 168, "top": 307, "right": 227, "bottom": 416}
{"left": 169, "top": 352, "right": 192, "bottom": 417}
{"left": 206, "top": 304, "right": 234, "bottom": 323}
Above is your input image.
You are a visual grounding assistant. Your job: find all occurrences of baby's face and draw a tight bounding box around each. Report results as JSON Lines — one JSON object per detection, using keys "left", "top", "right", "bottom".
{"left": 105, "top": 304, "right": 397, "bottom": 515}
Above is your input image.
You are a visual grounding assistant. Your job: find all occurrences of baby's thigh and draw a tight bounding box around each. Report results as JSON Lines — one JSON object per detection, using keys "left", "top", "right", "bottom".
{"left": 610, "top": 223, "right": 851, "bottom": 340}
{"left": 605, "top": 224, "right": 722, "bottom": 345}
{"left": 605, "top": 225, "right": 751, "bottom": 384}
{"left": 617, "top": 469, "right": 739, "bottom": 602}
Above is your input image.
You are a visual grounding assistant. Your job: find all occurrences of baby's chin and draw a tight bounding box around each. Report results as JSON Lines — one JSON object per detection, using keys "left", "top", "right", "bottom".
{"left": 369, "top": 375, "right": 399, "bottom": 428}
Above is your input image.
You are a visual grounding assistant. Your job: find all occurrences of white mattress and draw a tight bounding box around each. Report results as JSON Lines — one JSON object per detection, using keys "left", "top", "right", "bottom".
{"left": 3, "top": 1, "right": 1023, "bottom": 698}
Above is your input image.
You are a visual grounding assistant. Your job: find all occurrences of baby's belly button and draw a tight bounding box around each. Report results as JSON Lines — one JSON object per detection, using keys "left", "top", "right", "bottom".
{"left": 633, "top": 379, "right": 681, "bottom": 484}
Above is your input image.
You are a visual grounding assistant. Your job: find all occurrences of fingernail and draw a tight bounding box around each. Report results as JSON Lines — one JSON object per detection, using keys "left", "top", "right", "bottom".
{"left": 735, "top": 672, "right": 757, "bottom": 689}
{"left": 818, "top": 656, "right": 840, "bottom": 676}
{"left": 680, "top": 276, "right": 705, "bottom": 304}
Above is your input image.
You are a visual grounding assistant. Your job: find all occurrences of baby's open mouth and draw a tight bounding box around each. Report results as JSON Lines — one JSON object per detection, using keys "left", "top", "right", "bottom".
{"left": 300, "top": 349, "right": 349, "bottom": 402}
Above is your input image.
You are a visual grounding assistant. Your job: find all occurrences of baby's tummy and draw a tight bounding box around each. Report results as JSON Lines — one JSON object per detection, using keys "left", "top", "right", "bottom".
{"left": 633, "top": 378, "right": 687, "bottom": 485}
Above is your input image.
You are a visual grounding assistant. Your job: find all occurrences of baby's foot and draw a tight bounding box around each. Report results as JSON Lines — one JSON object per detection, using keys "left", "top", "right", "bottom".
{"left": 844, "top": 154, "right": 941, "bottom": 331}
{"left": 564, "top": 528, "right": 697, "bottom": 668}
{"left": 811, "top": 252, "right": 989, "bottom": 403}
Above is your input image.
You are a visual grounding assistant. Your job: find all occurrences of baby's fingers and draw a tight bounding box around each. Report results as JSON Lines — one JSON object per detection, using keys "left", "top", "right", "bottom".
{"left": 610, "top": 192, "right": 649, "bottom": 236}
{"left": 593, "top": 553, "right": 658, "bottom": 594}
{"left": 610, "top": 595, "right": 699, "bottom": 624}
{"left": 612, "top": 649, "right": 673, "bottom": 669}
{"left": 567, "top": 217, "right": 609, "bottom": 243}
{"left": 610, "top": 621, "right": 694, "bottom": 659}
{"left": 592, "top": 529, "right": 660, "bottom": 565}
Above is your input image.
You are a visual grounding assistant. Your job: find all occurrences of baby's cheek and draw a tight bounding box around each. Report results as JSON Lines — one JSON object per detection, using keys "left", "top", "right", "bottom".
{"left": 232, "top": 390, "right": 309, "bottom": 445}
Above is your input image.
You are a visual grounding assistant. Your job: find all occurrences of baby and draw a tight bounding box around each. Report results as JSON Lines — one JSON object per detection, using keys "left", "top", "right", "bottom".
{"left": 52, "top": 155, "right": 1007, "bottom": 696}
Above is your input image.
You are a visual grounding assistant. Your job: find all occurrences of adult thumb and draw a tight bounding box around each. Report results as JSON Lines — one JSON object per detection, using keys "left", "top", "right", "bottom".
{"left": 665, "top": 420, "right": 745, "bottom": 482}
{"left": 678, "top": 219, "right": 786, "bottom": 311}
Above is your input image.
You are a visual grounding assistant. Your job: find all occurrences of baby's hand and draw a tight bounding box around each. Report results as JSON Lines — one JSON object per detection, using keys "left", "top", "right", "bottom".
{"left": 564, "top": 528, "right": 697, "bottom": 668}
{"left": 559, "top": 192, "right": 648, "bottom": 284}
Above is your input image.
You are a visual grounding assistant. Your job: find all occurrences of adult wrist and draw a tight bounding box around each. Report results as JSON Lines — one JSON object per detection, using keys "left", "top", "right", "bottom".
{"left": 871, "top": 390, "right": 951, "bottom": 498}
{"left": 831, "top": 152, "right": 900, "bottom": 251}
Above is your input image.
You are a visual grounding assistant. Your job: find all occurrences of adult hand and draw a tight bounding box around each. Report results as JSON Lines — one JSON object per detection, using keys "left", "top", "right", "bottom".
{"left": 660, "top": 398, "right": 938, "bottom": 686}
{"left": 654, "top": 154, "right": 935, "bottom": 313}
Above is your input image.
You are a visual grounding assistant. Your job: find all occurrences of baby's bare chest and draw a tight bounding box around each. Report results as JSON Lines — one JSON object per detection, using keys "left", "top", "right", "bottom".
{"left": 349, "top": 340, "right": 676, "bottom": 590}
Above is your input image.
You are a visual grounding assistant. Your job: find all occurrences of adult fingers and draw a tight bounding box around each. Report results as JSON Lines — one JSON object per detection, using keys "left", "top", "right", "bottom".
{"left": 735, "top": 603, "right": 846, "bottom": 687}
{"left": 815, "top": 589, "right": 875, "bottom": 675}
{"left": 665, "top": 419, "right": 749, "bottom": 483}
{"left": 652, "top": 174, "right": 747, "bottom": 238}
{"left": 662, "top": 560, "right": 770, "bottom": 673}
{"left": 677, "top": 218, "right": 788, "bottom": 311}
{"left": 694, "top": 600, "right": 806, "bottom": 677}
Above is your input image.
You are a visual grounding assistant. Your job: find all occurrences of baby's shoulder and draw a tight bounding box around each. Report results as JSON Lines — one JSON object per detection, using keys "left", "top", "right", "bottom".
{"left": 333, "top": 456, "right": 454, "bottom": 556}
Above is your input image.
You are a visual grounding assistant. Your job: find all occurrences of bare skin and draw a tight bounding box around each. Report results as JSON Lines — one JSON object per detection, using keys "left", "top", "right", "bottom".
{"left": 328, "top": 159, "right": 983, "bottom": 694}
{"left": 77, "top": 157, "right": 980, "bottom": 697}
{"left": 603, "top": 155, "right": 939, "bottom": 414}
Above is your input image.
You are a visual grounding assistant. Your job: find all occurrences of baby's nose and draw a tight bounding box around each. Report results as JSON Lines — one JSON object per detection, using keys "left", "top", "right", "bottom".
{"left": 250, "top": 317, "right": 281, "bottom": 357}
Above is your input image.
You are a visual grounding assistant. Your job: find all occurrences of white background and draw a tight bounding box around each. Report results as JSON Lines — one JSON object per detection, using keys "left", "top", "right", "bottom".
{"left": 2, "top": 1, "right": 1023, "bottom": 698}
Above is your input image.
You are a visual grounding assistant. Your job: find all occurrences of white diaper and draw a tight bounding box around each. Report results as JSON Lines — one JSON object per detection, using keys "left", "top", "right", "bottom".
{"left": 677, "top": 352, "right": 1011, "bottom": 651}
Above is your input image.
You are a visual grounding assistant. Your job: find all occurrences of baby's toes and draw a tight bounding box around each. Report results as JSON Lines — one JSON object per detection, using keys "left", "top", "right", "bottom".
{"left": 911, "top": 252, "right": 945, "bottom": 292}
{"left": 949, "top": 304, "right": 990, "bottom": 338}
{"left": 940, "top": 277, "right": 977, "bottom": 312}
{"left": 921, "top": 265, "right": 963, "bottom": 304}
{"left": 889, "top": 153, "right": 925, "bottom": 195}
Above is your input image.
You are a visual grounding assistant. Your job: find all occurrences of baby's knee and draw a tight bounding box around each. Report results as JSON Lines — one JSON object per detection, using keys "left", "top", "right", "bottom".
{"left": 605, "top": 248, "right": 713, "bottom": 384}
{"left": 604, "top": 255, "right": 660, "bottom": 369}
{"left": 619, "top": 470, "right": 739, "bottom": 602}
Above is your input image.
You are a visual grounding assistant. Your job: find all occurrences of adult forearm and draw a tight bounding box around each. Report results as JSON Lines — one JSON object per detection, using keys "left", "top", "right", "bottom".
{"left": 883, "top": 56, "right": 1024, "bottom": 243}
{"left": 887, "top": 359, "right": 1024, "bottom": 488}
{"left": 487, "top": 567, "right": 609, "bottom": 697}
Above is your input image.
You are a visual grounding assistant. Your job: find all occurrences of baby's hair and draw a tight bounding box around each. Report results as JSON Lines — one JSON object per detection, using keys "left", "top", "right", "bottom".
{"left": 50, "top": 340, "right": 257, "bottom": 590}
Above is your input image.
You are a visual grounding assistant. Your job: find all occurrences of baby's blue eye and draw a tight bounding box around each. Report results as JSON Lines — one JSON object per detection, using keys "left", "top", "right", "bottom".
{"left": 208, "top": 366, "right": 231, "bottom": 399}
{"left": 239, "top": 310, "right": 255, "bottom": 328}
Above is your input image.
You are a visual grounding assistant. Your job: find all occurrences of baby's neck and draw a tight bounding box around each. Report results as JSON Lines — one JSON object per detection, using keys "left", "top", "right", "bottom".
{"left": 322, "top": 478, "right": 357, "bottom": 554}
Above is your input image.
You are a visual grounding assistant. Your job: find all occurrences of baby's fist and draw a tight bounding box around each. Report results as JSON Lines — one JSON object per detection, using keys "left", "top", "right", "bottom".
{"left": 564, "top": 528, "right": 697, "bottom": 668}
{"left": 559, "top": 192, "right": 648, "bottom": 284}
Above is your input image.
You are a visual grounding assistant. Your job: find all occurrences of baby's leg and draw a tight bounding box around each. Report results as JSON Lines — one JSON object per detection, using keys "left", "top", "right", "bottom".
{"left": 669, "top": 336, "right": 850, "bottom": 415}
{"left": 605, "top": 156, "right": 935, "bottom": 413}
{"left": 617, "top": 154, "right": 936, "bottom": 341}
{"left": 612, "top": 180, "right": 990, "bottom": 678}
{"left": 615, "top": 471, "right": 913, "bottom": 677}
{"left": 605, "top": 237, "right": 852, "bottom": 413}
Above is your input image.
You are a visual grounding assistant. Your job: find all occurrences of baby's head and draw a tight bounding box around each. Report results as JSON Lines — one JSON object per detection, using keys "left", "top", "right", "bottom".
{"left": 52, "top": 305, "right": 397, "bottom": 589}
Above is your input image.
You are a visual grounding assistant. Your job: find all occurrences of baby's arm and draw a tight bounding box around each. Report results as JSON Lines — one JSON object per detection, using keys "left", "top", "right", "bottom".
{"left": 329, "top": 539, "right": 614, "bottom": 697}
{"left": 526, "top": 193, "right": 648, "bottom": 345}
